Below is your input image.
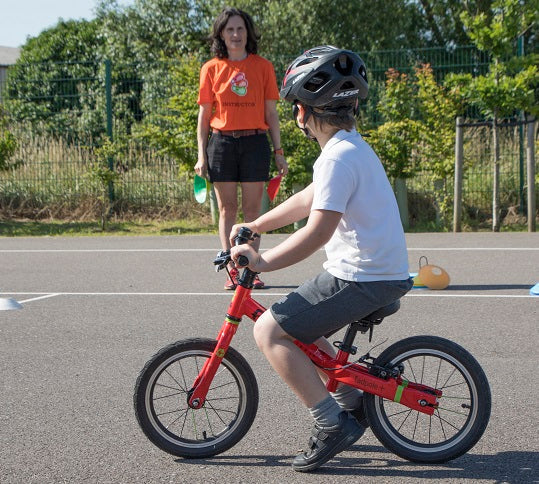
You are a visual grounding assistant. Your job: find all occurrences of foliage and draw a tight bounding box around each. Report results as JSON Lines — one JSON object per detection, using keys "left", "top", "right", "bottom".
{"left": 447, "top": 64, "right": 538, "bottom": 119}
{"left": 95, "top": 0, "right": 212, "bottom": 62}
{"left": 368, "top": 120, "right": 424, "bottom": 180}
{"left": 5, "top": 19, "right": 104, "bottom": 140}
{"left": 0, "top": 121, "right": 19, "bottom": 172}
{"left": 448, "top": 0, "right": 538, "bottom": 231}
{"left": 368, "top": 69, "right": 422, "bottom": 180}
{"left": 276, "top": 101, "right": 320, "bottom": 189}
{"left": 88, "top": 138, "right": 123, "bottom": 229}
{"left": 133, "top": 56, "right": 201, "bottom": 172}
{"left": 454, "top": 0, "right": 538, "bottom": 119}
{"left": 416, "top": 64, "right": 460, "bottom": 178}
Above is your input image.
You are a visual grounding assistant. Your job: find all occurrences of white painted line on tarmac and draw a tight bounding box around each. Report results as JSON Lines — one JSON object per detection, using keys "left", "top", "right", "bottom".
{"left": 0, "top": 247, "right": 538, "bottom": 253}
{"left": 0, "top": 249, "right": 217, "bottom": 252}
{"left": 17, "top": 293, "right": 61, "bottom": 303}
{"left": 407, "top": 247, "right": 539, "bottom": 251}
{"left": 406, "top": 293, "right": 536, "bottom": 298}
{"left": 2, "top": 291, "right": 538, "bottom": 299}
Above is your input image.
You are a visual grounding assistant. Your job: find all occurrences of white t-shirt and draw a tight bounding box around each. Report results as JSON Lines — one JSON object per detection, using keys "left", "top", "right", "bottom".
{"left": 311, "top": 129, "right": 409, "bottom": 282}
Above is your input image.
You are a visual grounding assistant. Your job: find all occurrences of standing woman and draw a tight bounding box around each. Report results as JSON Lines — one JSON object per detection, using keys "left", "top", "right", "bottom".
{"left": 195, "top": 7, "right": 288, "bottom": 290}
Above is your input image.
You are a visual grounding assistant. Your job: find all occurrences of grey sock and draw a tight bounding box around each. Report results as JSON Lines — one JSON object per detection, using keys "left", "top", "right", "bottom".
{"left": 331, "top": 385, "right": 363, "bottom": 412}
{"left": 309, "top": 395, "right": 342, "bottom": 428}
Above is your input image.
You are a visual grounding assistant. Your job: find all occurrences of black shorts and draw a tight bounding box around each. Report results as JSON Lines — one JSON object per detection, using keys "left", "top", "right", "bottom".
{"left": 206, "top": 132, "right": 271, "bottom": 183}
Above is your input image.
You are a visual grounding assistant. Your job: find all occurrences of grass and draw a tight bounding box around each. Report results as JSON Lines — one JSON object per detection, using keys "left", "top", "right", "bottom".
{"left": 0, "top": 217, "right": 218, "bottom": 237}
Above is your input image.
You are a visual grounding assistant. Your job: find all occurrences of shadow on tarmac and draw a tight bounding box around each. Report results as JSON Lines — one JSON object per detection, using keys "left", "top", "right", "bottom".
{"left": 176, "top": 445, "right": 537, "bottom": 482}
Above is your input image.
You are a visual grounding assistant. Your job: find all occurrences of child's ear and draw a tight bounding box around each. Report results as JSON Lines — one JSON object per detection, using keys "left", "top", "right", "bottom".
{"left": 295, "top": 104, "right": 306, "bottom": 124}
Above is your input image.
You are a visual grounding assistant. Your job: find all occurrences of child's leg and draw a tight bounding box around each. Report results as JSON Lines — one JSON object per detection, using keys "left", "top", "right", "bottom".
{"left": 313, "top": 337, "right": 363, "bottom": 411}
{"left": 253, "top": 311, "right": 329, "bottom": 408}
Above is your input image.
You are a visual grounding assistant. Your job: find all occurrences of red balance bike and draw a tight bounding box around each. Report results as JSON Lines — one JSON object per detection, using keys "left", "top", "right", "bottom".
{"left": 134, "top": 227, "right": 491, "bottom": 463}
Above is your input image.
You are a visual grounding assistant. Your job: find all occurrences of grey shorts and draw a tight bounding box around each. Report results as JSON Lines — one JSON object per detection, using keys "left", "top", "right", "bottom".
{"left": 270, "top": 271, "right": 413, "bottom": 344}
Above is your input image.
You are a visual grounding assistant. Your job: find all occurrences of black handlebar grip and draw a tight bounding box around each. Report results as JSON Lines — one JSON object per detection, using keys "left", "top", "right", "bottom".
{"left": 237, "top": 255, "right": 249, "bottom": 267}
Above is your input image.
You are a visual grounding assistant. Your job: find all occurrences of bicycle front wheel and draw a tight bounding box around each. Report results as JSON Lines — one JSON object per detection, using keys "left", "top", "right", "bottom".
{"left": 364, "top": 335, "right": 491, "bottom": 463}
{"left": 134, "top": 338, "right": 259, "bottom": 458}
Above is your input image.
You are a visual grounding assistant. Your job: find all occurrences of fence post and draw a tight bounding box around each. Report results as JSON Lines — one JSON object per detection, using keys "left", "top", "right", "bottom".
{"left": 453, "top": 117, "right": 464, "bottom": 232}
{"left": 518, "top": 35, "right": 525, "bottom": 214}
{"left": 105, "top": 59, "right": 115, "bottom": 203}
{"left": 527, "top": 116, "right": 536, "bottom": 232}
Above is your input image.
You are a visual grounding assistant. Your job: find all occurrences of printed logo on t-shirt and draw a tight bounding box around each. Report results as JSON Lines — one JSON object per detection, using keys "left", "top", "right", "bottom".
{"left": 231, "top": 72, "right": 248, "bottom": 96}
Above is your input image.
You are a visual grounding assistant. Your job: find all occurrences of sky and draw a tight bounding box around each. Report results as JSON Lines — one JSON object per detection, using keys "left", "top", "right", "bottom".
{"left": 0, "top": 0, "right": 134, "bottom": 48}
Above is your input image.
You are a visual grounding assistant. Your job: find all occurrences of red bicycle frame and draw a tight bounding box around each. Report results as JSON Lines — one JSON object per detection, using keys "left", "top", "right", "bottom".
{"left": 188, "top": 280, "right": 440, "bottom": 415}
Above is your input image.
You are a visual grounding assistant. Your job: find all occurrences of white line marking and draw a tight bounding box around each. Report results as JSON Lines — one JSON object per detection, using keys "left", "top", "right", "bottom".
{"left": 0, "top": 249, "right": 215, "bottom": 253}
{"left": 0, "top": 247, "right": 537, "bottom": 253}
{"left": 17, "top": 293, "right": 60, "bottom": 304}
{"left": 408, "top": 248, "right": 539, "bottom": 251}
{"left": 2, "top": 292, "right": 537, "bottom": 299}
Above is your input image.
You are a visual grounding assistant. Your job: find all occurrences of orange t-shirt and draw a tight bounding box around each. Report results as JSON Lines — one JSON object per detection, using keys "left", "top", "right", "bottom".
{"left": 197, "top": 54, "right": 280, "bottom": 131}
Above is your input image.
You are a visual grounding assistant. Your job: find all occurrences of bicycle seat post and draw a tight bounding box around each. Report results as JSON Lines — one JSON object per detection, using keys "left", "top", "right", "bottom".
{"left": 325, "top": 324, "right": 360, "bottom": 392}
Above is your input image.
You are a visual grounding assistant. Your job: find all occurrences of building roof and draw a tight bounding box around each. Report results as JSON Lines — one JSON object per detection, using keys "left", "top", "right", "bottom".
{"left": 0, "top": 46, "right": 22, "bottom": 66}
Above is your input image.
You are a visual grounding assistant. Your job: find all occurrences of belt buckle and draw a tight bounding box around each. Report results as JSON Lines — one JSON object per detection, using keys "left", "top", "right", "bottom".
{"left": 232, "top": 130, "right": 240, "bottom": 138}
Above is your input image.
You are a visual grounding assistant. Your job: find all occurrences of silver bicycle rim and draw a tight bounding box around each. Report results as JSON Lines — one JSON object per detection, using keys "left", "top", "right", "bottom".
{"left": 145, "top": 349, "right": 249, "bottom": 449}
{"left": 374, "top": 348, "right": 479, "bottom": 453}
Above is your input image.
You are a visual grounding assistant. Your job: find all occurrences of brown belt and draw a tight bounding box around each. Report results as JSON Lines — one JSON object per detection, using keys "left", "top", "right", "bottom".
{"left": 212, "top": 129, "right": 267, "bottom": 138}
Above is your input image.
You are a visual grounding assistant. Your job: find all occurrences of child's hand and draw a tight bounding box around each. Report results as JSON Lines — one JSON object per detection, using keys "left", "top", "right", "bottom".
{"left": 229, "top": 222, "right": 260, "bottom": 247}
{"left": 230, "top": 244, "right": 261, "bottom": 271}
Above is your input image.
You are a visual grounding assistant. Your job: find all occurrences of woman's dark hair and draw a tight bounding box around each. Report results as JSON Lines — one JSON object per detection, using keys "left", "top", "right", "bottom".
{"left": 210, "top": 7, "right": 259, "bottom": 58}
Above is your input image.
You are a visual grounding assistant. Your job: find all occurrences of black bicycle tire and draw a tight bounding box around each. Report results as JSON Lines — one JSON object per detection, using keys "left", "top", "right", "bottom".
{"left": 134, "top": 337, "right": 259, "bottom": 458}
{"left": 363, "top": 335, "right": 491, "bottom": 463}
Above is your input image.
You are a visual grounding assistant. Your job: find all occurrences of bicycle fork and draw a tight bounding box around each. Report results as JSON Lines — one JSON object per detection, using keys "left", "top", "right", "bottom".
{"left": 188, "top": 285, "right": 265, "bottom": 409}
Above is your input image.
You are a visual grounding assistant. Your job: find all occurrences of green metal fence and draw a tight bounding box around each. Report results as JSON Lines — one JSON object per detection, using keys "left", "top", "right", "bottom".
{"left": 0, "top": 45, "right": 535, "bottom": 229}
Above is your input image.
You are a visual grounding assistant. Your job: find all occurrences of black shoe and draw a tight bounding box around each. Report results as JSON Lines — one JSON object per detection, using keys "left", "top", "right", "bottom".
{"left": 292, "top": 412, "right": 365, "bottom": 472}
{"left": 350, "top": 396, "right": 369, "bottom": 428}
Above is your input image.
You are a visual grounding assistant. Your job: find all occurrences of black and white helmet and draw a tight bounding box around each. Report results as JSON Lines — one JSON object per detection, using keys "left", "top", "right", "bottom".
{"left": 280, "top": 45, "right": 368, "bottom": 108}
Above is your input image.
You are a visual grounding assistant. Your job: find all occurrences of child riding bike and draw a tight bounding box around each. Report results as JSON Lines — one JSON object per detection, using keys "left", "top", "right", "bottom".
{"left": 229, "top": 45, "right": 413, "bottom": 472}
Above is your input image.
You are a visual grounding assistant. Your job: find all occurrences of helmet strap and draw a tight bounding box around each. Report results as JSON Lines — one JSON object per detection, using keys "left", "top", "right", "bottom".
{"left": 293, "top": 104, "right": 317, "bottom": 142}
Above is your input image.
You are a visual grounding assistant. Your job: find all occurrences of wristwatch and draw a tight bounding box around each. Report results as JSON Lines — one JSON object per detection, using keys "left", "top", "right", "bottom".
{"left": 274, "top": 148, "right": 284, "bottom": 156}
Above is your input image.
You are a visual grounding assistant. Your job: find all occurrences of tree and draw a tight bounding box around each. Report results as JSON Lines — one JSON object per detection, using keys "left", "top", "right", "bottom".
{"left": 133, "top": 56, "right": 201, "bottom": 170}
{"left": 96, "top": 0, "right": 212, "bottom": 63}
{"left": 4, "top": 19, "right": 105, "bottom": 140}
{"left": 449, "top": 0, "right": 538, "bottom": 231}
{"left": 0, "top": 107, "right": 19, "bottom": 172}
{"left": 416, "top": 64, "right": 461, "bottom": 226}
{"left": 414, "top": 0, "right": 494, "bottom": 46}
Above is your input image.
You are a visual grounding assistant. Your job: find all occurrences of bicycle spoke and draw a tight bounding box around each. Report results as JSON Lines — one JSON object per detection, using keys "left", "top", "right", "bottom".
{"left": 164, "top": 408, "right": 188, "bottom": 430}
{"left": 435, "top": 357, "right": 442, "bottom": 389}
{"left": 158, "top": 407, "right": 188, "bottom": 419}
{"left": 396, "top": 408, "right": 414, "bottom": 432}
{"left": 165, "top": 367, "right": 185, "bottom": 391}
{"left": 412, "top": 408, "right": 420, "bottom": 440}
{"left": 440, "top": 366, "right": 458, "bottom": 390}
{"left": 209, "top": 380, "right": 238, "bottom": 392}
{"left": 437, "top": 405, "right": 470, "bottom": 417}
{"left": 441, "top": 380, "right": 468, "bottom": 391}
{"left": 434, "top": 411, "right": 464, "bottom": 431}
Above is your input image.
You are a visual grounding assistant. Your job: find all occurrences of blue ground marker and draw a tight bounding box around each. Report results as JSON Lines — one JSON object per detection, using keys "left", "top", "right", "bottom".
{"left": 530, "top": 283, "right": 539, "bottom": 296}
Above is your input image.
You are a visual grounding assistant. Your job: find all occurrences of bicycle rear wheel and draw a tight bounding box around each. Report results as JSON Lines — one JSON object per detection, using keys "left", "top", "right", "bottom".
{"left": 134, "top": 338, "right": 259, "bottom": 458}
{"left": 363, "top": 335, "right": 491, "bottom": 463}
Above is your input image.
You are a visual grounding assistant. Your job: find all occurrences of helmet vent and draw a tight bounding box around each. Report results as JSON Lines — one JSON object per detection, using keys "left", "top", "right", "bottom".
{"left": 296, "top": 58, "right": 317, "bottom": 68}
{"left": 335, "top": 54, "right": 353, "bottom": 75}
{"left": 340, "top": 81, "right": 355, "bottom": 90}
{"left": 304, "top": 73, "right": 329, "bottom": 92}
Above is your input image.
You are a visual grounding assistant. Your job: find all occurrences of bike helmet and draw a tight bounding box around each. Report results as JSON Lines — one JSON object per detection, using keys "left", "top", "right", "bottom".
{"left": 280, "top": 45, "right": 368, "bottom": 108}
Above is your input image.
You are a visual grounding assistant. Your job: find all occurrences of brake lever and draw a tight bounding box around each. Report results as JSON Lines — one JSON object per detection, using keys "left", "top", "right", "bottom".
{"left": 213, "top": 250, "right": 231, "bottom": 272}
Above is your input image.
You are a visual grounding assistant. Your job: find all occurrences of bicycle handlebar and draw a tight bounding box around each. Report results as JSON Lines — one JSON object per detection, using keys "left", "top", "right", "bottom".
{"left": 213, "top": 227, "right": 259, "bottom": 271}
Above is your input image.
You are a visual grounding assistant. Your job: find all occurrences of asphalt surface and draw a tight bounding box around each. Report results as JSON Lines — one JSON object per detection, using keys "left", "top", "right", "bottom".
{"left": 1, "top": 232, "right": 538, "bottom": 484}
